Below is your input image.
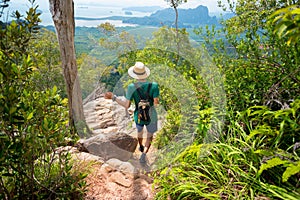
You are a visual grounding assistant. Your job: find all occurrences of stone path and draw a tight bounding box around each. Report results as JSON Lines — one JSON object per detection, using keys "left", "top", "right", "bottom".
{"left": 72, "top": 96, "right": 163, "bottom": 200}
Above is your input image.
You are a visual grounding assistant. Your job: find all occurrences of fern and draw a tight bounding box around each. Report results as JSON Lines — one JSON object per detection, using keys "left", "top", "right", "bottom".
{"left": 258, "top": 157, "right": 288, "bottom": 176}
{"left": 282, "top": 161, "right": 300, "bottom": 182}
{"left": 246, "top": 125, "right": 277, "bottom": 142}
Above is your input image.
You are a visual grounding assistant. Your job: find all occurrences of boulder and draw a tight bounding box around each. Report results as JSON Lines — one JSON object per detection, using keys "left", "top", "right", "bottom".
{"left": 81, "top": 132, "right": 138, "bottom": 161}
{"left": 106, "top": 158, "right": 137, "bottom": 175}
{"left": 108, "top": 171, "right": 132, "bottom": 188}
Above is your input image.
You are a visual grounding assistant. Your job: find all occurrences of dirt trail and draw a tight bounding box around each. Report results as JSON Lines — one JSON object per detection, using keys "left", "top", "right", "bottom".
{"left": 81, "top": 97, "right": 163, "bottom": 200}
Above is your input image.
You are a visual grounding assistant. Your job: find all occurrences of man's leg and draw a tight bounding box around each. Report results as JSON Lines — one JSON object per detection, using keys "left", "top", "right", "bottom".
{"left": 140, "top": 122, "right": 157, "bottom": 164}
{"left": 137, "top": 130, "right": 144, "bottom": 152}
{"left": 136, "top": 124, "right": 144, "bottom": 152}
{"left": 144, "top": 122, "right": 157, "bottom": 153}
{"left": 144, "top": 131, "right": 154, "bottom": 154}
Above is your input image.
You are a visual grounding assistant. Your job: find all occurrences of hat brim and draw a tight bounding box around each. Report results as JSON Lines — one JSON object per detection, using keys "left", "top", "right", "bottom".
{"left": 128, "top": 66, "right": 150, "bottom": 79}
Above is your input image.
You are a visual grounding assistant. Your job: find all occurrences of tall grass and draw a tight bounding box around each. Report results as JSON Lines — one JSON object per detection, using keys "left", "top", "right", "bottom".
{"left": 153, "top": 100, "right": 300, "bottom": 199}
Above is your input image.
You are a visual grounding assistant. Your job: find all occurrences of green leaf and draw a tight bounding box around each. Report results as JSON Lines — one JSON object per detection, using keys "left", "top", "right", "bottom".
{"left": 52, "top": 85, "right": 57, "bottom": 94}
{"left": 282, "top": 161, "right": 300, "bottom": 182}
{"left": 246, "top": 125, "right": 275, "bottom": 141}
{"left": 9, "top": 107, "right": 17, "bottom": 115}
{"left": 27, "top": 112, "right": 34, "bottom": 120}
{"left": 258, "top": 157, "right": 288, "bottom": 176}
{"left": 254, "top": 149, "right": 273, "bottom": 156}
{"left": 277, "top": 24, "right": 288, "bottom": 37}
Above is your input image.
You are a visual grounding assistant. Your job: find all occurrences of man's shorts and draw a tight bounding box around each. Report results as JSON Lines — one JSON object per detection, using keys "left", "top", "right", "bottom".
{"left": 136, "top": 121, "right": 158, "bottom": 134}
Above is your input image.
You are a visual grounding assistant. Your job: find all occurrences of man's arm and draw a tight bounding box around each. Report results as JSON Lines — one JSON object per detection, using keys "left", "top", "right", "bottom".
{"left": 104, "top": 92, "right": 131, "bottom": 109}
{"left": 154, "top": 97, "right": 159, "bottom": 106}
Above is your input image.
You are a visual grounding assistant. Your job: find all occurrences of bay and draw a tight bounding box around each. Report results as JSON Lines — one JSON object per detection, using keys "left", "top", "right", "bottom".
{"left": 41, "top": 5, "right": 151, "bottom": 27}
{"left": 4, "top": 4, "right": 151, "bottom": 27}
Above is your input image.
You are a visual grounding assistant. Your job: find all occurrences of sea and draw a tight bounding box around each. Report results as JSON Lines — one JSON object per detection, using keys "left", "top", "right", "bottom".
{"left": 3, "top": 3, "right": 152, "bottom": 27}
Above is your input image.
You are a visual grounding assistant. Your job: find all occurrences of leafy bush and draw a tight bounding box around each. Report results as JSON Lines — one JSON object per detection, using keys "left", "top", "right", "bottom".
{"left": 0, "top": 3, "right": 87, "bottom": 199}
{"left": 29, "top": 29, "right": 66, "bottom": 97}
{"left": 0, "top": 52, "right": 86, "bottom": 199}
{"left": 240, "top": 99, "right": 300, "bottom": 188}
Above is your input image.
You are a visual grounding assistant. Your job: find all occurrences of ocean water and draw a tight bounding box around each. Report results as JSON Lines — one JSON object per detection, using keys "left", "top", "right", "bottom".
{"left": 74, "top": 5, "right": 151, "bottom": 27}
{"left": 2, "top": 3, "right": 151, "bottom": 27}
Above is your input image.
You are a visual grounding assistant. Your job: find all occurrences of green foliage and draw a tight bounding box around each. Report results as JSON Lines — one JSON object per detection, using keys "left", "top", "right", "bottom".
{"left": 258, "top": 157, "right": 289, "bottom": 176}
{"left": 199, "top": 0, "right": 300, "bottom": 112}
{"left": 0, "top": 5, "right": 40, "bottom": 57}
{"left": 77, "top": 53, "right": 108, "bottom": 99}
{"left": 29, "top": 28, "right": 66, "bottom": 96}
{"left": 0, "top": 3, "right": 86, "bottom": 199}
{"left": 142, "top": 27, "right": 212, "bottom": 147}
{"left": 243, "top": 99, "right": 300, "bottom": 150}
{"left": 74, "top": 26, "right": 106, "bottom": 55}
{"left": 97, "top": 22, "right": 117, "bottom": 35}
{"left": 282, "top": 161, "right": 300, "bottom": 183}
{"left": 269, "top": 5, "right": 300, "bottom": 46}
{"left": 0, "top": 52, "right": 86, "bottom": 200}
{"left": 154, "top": 108, "right": 182, "bottom": 149}
{"left": 154, "top": 104, "right": 300, "bottom": 199}
{"left": 239, "top": 100, "right": 300, "bottom": 189}
{"left": 154, "top": 141, "right": 262, "bottom": 199}
{"left": 153, "top": 1, "right": 300, "bottom": 199}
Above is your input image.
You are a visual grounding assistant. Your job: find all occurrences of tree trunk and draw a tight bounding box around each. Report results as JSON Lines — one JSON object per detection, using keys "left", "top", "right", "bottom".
{"left": 49, "top": 0, "right": 87, "bottom": 136}
{"left": 170, "top": 1, "right": 180, "bottom": 62}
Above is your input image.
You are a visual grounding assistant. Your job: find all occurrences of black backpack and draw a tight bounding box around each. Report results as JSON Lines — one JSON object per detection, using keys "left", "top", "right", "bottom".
{"left": 134, "top": 82, "right": 152, "bottom": 124}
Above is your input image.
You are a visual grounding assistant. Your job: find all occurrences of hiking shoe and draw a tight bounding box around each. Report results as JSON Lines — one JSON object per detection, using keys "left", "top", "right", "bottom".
{"left": 139, "top": 145, "right": 144, "bottom": 153}
{"left": 139, "top": 153, "right": 146, "bottom": 164}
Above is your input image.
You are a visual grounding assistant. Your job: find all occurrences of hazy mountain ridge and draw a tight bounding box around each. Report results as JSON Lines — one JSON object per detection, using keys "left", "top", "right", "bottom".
{"left": 73, "top": 5, "right": 229, "bottom": 28}
{"left": 122, "top": 5, "right": 219, "bottom": 27}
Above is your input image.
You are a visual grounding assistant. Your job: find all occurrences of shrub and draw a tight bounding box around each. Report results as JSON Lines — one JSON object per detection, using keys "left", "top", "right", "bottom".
{"left": 0, "top": 4, "right": 87, "bottom": 198}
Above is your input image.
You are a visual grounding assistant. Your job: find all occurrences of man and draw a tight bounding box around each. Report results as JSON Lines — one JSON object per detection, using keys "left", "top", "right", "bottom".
{"left": 105, "top": 62, "right": 160, "bottom": 164}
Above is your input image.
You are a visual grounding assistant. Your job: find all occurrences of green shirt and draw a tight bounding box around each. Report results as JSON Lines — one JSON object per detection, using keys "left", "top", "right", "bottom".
{"left": 125, "top": 81, "right": 160, "bottom": 125}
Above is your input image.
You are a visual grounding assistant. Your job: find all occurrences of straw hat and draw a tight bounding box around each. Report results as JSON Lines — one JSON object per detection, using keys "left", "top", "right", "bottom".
{"left": 128, "top": 62, "right": 150, "bottom": 79}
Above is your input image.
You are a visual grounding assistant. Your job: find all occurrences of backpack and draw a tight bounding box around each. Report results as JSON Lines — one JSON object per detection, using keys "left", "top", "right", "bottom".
{"left": 134, "top": 82, "right": 152, "bottom": 124}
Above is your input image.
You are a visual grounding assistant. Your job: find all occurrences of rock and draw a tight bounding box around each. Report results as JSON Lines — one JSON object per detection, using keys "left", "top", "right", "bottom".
{"left": 119, "top": 161, "right": 137, "bottom": 175}
{"left": 88, "top": 118, "right": 112, "bottom": 130}
{"left": 55, "top": 146, "right": 79, "bottom": 154}
{"left": 74, "top": 141, "right": 89, "bottom": 153}
{"left": 78, "top": 95, "right": 158, "bottom": 200}
{"left": 73, "top": 152, "right": 104, "bottom": 163}
{"left": 131, "top": 178, "right": 150, "bottom": 200}
{"left": 106, "top": 158, "right": 137, "bottom": 175}
{"left": 92, "top": 126, "right": 119, "bottom": 135}
{"left": 137, "top": 174, "right": 154, "bottom": 184}
{"left": 83, "top": 85, "right": 105, "bottom": 105}
{"left": 100, "top": 163, "right": 114, "bottom": 173}
{"left": 81, "top": 132, "right": 138, "bottom": 161}
{"left": 109, "top": 171, "right": 133, "bottom": 188}
{"left": 102, "top": 112, "right": 114, "bottom": 120}
{"left": 106, "top": 158, "right": 123, "bottom": 169}
{"left": 95, "top": 107, "right": 110, "bottom": 113}
{"left": 96, "top": 109, "right": 111, "bottom": 116}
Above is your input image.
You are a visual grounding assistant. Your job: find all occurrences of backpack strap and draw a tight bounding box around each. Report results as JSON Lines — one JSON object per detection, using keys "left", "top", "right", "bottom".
{"left": 134, "top": 82, "right": 152, "bottom": 100}
{"left": 134, "top": 83, "right": 145, "bottom": 100}
{"left": 146, "top": 82, "right": 152, "bottom": 100}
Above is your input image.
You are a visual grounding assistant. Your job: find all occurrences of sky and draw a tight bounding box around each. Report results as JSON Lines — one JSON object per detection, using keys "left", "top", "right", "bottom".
{"left": 3, "top": 0, "right": 226, "bottom": 26}
{"left": 7, "top": 0, "right": 224, "bottom": 13}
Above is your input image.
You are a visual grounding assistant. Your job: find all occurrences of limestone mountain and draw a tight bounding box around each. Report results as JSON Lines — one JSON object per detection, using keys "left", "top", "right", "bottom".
{"left": 123, "top": 5, "right": 218, "bottom": 27}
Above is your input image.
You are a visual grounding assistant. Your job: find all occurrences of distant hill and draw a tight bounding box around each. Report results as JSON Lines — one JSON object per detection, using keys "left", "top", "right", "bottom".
{"left": 72, "top": 5, "right": 233, "bottom": 28}
{"left": 122, "top": 5, "right": 219, "bottom": 28}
